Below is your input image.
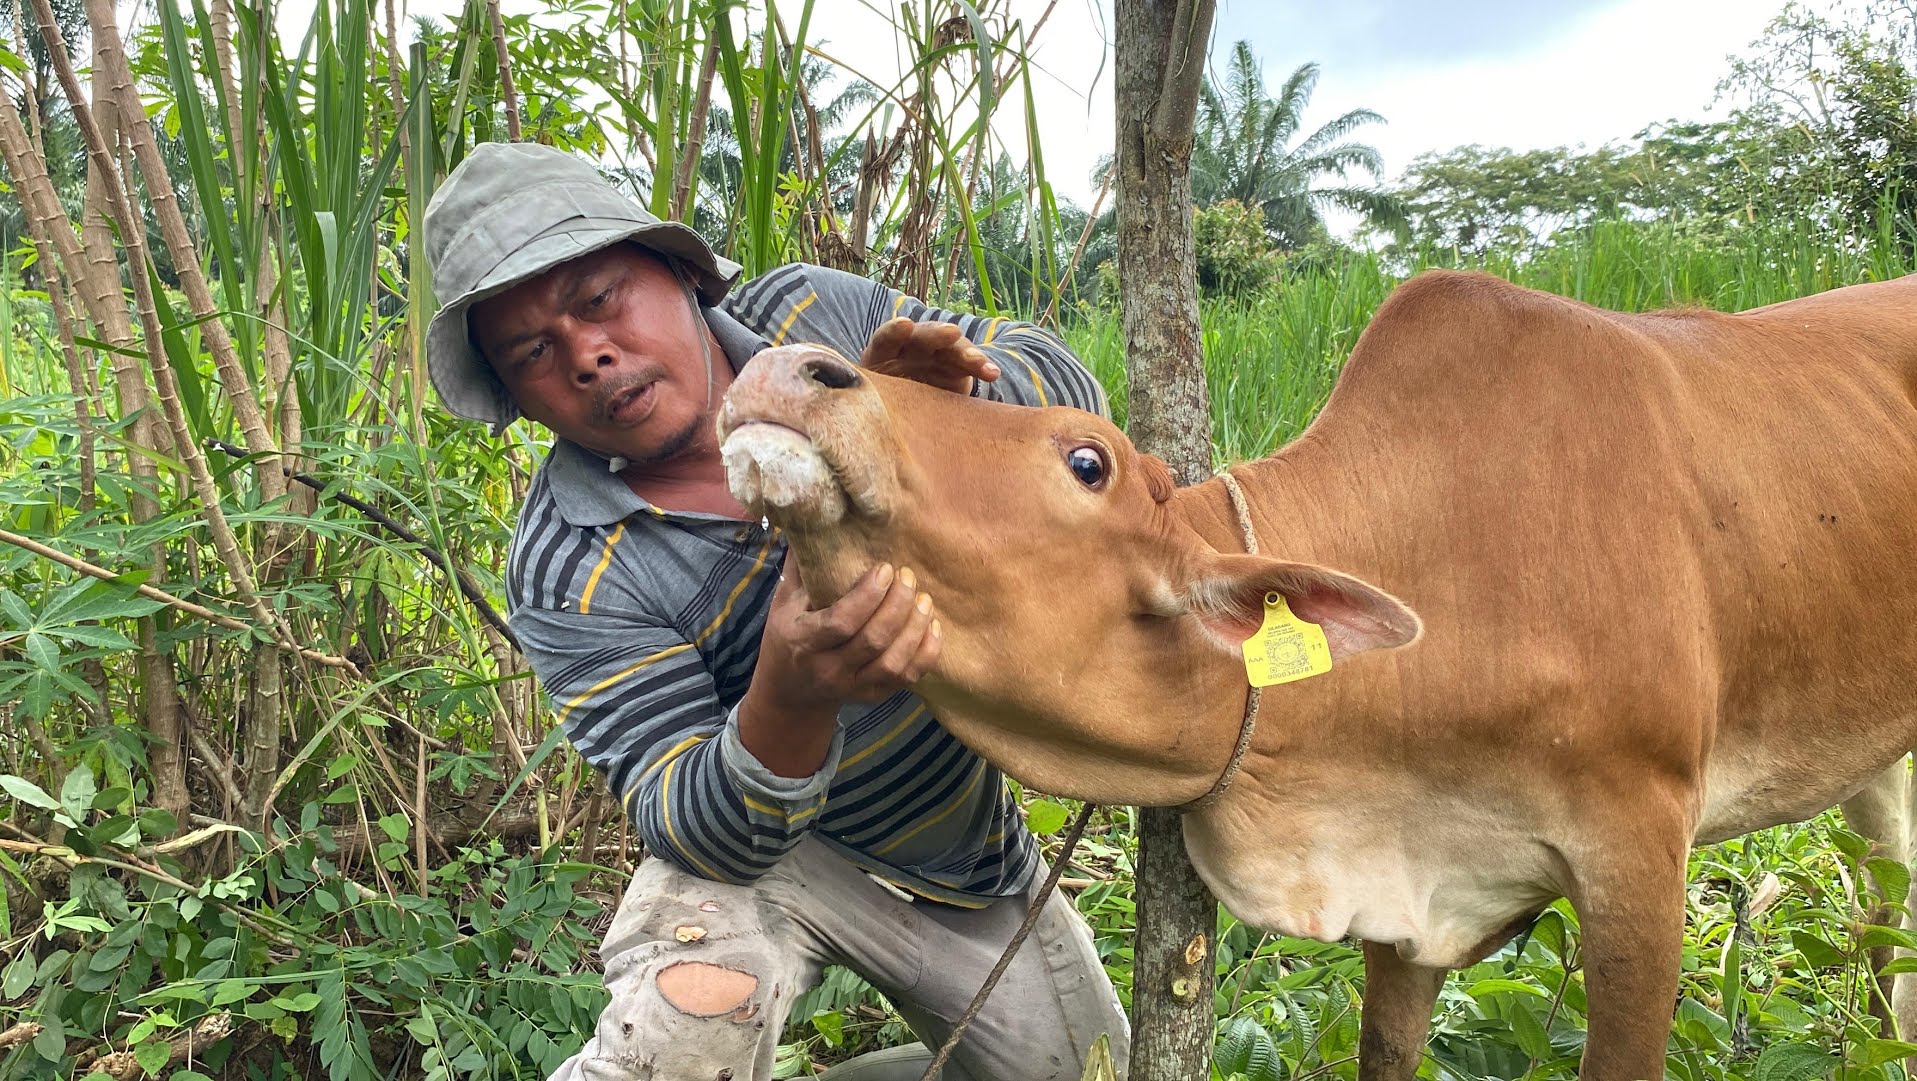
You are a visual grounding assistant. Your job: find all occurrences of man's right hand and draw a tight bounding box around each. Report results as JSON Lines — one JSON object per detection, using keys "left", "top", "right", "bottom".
{"left": 737, "top": 561, "right": 942, "bottom": 778}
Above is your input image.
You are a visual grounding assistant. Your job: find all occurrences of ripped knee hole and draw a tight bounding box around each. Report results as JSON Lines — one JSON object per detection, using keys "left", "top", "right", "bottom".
{"left": 655, "top": 961, "right": 761, "bottom": 1021}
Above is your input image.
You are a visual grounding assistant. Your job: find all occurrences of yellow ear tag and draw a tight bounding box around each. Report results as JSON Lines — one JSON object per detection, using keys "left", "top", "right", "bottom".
{"left": 1241, "top": 591, "right": 1334, "bottom": 688}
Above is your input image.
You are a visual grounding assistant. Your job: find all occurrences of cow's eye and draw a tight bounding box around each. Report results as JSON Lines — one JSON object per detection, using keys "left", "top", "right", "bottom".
{"left": 1067, "top": 446, "right": 1108, "bottom": 488}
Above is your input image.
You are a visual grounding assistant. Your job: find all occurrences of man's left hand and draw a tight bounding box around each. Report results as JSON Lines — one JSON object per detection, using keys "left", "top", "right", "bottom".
{"left": 860, "top": 318, "right": 1001, "bottom": 395}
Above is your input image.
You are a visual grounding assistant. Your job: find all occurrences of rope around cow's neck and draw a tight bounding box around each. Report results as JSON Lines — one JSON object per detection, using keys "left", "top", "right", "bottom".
{"left": 1182, "top": 469, "right": 1264, "bottom": 812}
{"left": 913, "top": 469, "right": 1263, "bottom": 1079}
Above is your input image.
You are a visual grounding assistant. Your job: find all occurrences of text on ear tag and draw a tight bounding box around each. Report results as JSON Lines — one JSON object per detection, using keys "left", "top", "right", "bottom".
{"left": 1241, "top": 591, "right": 1333, "bottom": 688}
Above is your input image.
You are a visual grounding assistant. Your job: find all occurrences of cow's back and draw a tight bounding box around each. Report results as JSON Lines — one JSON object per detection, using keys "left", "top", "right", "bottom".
{"left": 1274, "top": 270, "right": 1917, "bottom": 840}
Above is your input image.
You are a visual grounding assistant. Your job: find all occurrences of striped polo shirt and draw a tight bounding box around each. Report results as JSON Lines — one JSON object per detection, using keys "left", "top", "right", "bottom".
{"left": 506, "top": 262, "right": 1109, "bottom": 905}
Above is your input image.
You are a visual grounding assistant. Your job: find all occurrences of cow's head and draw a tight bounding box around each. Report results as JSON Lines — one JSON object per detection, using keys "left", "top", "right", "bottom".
{"left": 717, "top": 344, "right": 1421, "bottom": 804}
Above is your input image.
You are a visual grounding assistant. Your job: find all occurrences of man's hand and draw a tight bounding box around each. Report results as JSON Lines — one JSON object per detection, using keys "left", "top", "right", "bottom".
{"left": 860, "top": 317, "right": 1001, "bottom": 395}
{"left": 738, "top": 561, "right": 942, "bottom": 777}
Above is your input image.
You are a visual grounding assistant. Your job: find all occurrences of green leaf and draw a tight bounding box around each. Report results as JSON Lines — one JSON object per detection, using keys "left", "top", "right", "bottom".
{"left": 134, "top": 1039, "right": 173, "bottom": 1076}
{"left": 1214, "top": 1016, "right": 1258, "bottom": 1075}
{"left": 1244, "top": 1027, "right": 1282, "bottom": 1081}
{"left": 50, "top": 625, "right": 137, "bottom": 652}
{"left": 2, "top": 951, "right": 34, "bottom": 998}
{"left": 404, "top": 1013, "right": 438, "bottom": 1044}
{"left": 1861, "top": 1038, "right": 1917, "bottom": 1066}
{"left": 377, "top": 813, "right": 410, "bottom": 843}
{"left": 1828, "top": 828, "right": 1872, "bottom": 865}
{"left": 32, "top": 1021, "right": 64, "bottom": 1062}
{"left": 1507, "top": 998, "right": 1554, "bottom": 1059}
{"left": 271, "top": 991, "right": 323, "bottom": 1013}
{"left": 87, "top": 944, "right": 131, "bottom": 972}
{"left": 0, "top": 774, "right": 60, "bottom": 811}
{"left": 1464, "top": 977, "right": 1551, "bottom": 998}
{"left": 1859, "top": 925, "right": 1917, "bottom": 951}
{"left": 211, "top": 982, "right": 256, "bottom": 1006}
{"left": 1867, "top": 857, "right": 1912, "bottom": 906}
{"left": 1025, "top": 800, "right": 1069, "bottom": 836}
{"left": 1790, "top": 929, "right": 1847, "bottom": 969}
{"left": 24, "top": 630, "right": 60, "bottom": 673}
{"left": 42, "top": 580, "right": 164, "bottom": 625}
{"left": 810, "top": 1009, "right": 844, "bottom": 1047}
{"left": 1877, "top": 957, "right": 1917, "bottom": 975}
{"left": 1755, "top": 1041, "right": 1837, "bottom": 1081}
{"left": 60, "top": 765, "right": 97, "bottom": 823}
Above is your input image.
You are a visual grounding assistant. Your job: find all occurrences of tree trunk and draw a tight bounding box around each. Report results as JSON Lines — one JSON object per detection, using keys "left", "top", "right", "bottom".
{"left": 1114, "top": 2, "right": 1219, "bottom": 1080}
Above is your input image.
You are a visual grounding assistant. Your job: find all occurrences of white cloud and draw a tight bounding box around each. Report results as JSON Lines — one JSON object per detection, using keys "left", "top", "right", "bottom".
{"left": 272, "top": 0, "right": 1821, "bottom": 232}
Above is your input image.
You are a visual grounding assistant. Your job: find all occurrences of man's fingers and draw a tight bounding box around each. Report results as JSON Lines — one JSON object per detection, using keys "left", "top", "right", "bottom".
{"left": 860, "top": 585, "right": 937, "bottom": 686}
{"left": 794, "top": 562, "right": 893, "bottom": 648}
{"left": 907, "top": 321, "right": 964, "bottom": 354}
{"left": 841, "top": 566, "right": 922, "bottom": 668}
{"left": 899, "top": 617, "right": 943, "bottom": 684}
{"left": 860, "top": 318, "right": 915, "bottom": 365}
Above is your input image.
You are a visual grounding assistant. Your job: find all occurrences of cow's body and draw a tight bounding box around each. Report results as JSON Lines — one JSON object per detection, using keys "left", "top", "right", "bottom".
{"left": 716, "top": 270, "right": 1917, "bottom": 1078}
{"left": 1180, "top": 272, "right": 1917, "bottom": 959}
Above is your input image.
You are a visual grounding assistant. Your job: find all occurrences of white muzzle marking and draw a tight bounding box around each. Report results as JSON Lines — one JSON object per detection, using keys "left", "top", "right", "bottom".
{"left": 721, "top": 423, "right": 847, "bottom": 524}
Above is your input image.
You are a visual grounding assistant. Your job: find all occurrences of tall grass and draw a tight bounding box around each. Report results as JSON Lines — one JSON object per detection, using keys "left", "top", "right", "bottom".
{"left": 1069, "top": 211, "right": 1917, "bottom": 463}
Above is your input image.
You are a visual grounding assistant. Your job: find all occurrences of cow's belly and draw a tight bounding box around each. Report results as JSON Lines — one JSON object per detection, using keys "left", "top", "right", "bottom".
{"left": 1698, "top": 710, "right": 1917, "bottom": 843}
{"left": 1183, "top": 805, "right": 1560, "bottom": 969}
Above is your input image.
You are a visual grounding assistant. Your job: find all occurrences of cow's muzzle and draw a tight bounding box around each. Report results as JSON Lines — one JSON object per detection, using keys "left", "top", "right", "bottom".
{"left": 718, "top": 345, "right": 884, "bottom": 526}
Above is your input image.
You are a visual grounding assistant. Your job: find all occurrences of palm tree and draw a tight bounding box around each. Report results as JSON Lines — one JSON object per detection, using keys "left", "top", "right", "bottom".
{"left": 1194, "top": 42, "right": 1406, "bottom": 248}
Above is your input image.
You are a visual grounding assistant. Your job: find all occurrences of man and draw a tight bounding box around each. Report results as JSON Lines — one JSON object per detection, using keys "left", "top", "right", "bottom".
{"left": 423, "top": 141, "right": 1129, "bottom": 1081}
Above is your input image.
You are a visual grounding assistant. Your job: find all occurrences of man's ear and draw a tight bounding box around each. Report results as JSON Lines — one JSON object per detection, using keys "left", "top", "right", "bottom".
{"left": 1176, "top": 553, "right": 1423, "bottom": 661}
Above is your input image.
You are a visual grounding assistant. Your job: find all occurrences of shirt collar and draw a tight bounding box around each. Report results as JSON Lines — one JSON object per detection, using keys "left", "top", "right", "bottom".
{"left": 544, "top": 305, "right": 770, "bottom": 529}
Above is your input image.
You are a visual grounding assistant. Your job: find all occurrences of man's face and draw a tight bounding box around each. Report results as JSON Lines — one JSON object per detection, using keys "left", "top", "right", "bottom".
{"left": 469, "top": 244, "right": 725, "bottom": 465}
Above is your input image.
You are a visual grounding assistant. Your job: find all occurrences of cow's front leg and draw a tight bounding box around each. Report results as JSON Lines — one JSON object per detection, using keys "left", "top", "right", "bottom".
{"left": 1569, "top": 823, "right": 1689, "bottom": 1081}
{"left": 1357, "top": 940, "right": 1445, "bottom": 1081}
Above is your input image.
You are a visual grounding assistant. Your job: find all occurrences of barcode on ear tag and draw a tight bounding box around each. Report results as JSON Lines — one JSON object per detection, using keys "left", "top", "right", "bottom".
{"left": 1240, "top": 591, "right": 1333, "bottom": 688}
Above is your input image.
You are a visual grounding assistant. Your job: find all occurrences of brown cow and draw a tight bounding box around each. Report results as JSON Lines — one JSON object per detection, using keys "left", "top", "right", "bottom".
{"left": 715, "top": 269, "right": 1917, "bottom": 1079}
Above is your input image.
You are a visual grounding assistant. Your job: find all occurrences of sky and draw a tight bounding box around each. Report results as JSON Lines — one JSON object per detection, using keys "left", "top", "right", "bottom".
{"left": 280, "top": 0, "right": 1826, "bottom": 226}
{"left": 789, "top": 0, "right": 1811, "bottom": 233}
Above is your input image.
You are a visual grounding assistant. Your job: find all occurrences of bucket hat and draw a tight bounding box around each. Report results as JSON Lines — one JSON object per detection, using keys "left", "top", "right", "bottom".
{"left": 423, "top": 141, "right": 742, "bottom": 429}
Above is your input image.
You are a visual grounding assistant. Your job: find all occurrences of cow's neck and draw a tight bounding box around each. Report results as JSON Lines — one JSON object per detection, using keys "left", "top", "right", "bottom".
{"left": 1173, "top": 436, "right": 1376, "bottom": 573}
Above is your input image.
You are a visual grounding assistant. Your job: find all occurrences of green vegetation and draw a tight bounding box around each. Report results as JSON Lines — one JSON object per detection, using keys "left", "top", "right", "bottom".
{"left": 2, "top": 0, "right": 1916, "bottom": 1079}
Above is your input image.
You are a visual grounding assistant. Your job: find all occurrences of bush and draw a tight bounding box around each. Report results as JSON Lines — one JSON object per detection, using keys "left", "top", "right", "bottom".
{"left": 1194, "top": 200, "right": 1281, "bottom": 297}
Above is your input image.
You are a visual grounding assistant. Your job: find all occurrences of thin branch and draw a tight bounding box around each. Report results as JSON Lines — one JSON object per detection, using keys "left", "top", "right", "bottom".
{"left": 1153, "top": 0, "right": 1217, "bottom": 149}
{"left": 672, "top": 34, "right": 721, "bottom": 221}
{"left": 0, "top": 527, "right": 358, "bottom": 671}
{"left": 204, "top": 440, "right": 520, "bottom": 650}
{"left": 487, "top": 0, "right": 521, "bottom": 140}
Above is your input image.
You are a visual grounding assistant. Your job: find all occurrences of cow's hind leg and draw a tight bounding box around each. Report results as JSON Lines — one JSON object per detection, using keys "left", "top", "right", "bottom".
{"left": 1568, "top": 818, "right": 1689, "bottom": 1081}
{"left": 1357, "top": 941, "right": 1446, "bottom": 1081}
{"left": 1840, "top": 758, "right": 1913, "bottom": 1038}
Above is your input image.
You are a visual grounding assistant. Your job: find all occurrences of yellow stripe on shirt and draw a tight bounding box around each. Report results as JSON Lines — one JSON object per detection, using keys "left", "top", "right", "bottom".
{"left": 658, "top": 758, "right": 726, "bottom": 880}
{"left": 692, "top": 531, "right": 779, "bottom": 646}
{"left": 837, "top": 703, "right": 927, "bottom": 772}
{"left": 640, "top": 732, "right": 710, "bottom": 782}
{"left": 577, "top": 522, "right": 626, "bottom": 614}
{"left": 999, "top": 346, "right": 1047, "bottom": 405}
{"left": 872, "top": 758, "right": 986, "bottom": 856}
{"left": 555, "top": 642, "right": 695, "bottom": 724}
{"left": 744, "top": 795, "right": 821, "bottom": 826}
{"left": 771, "top": 291, "right": 819, "bottom": 345}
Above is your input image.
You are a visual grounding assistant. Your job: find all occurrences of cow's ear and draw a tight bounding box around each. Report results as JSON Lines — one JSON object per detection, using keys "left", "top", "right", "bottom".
{"left": 1178, "top": 554, "right": 1422, "bottom": 661}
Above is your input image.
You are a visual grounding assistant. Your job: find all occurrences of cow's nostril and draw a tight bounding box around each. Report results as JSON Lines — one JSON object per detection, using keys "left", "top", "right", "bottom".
{"left": 800, "top": 356, "right": 862, "bottom": 390}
